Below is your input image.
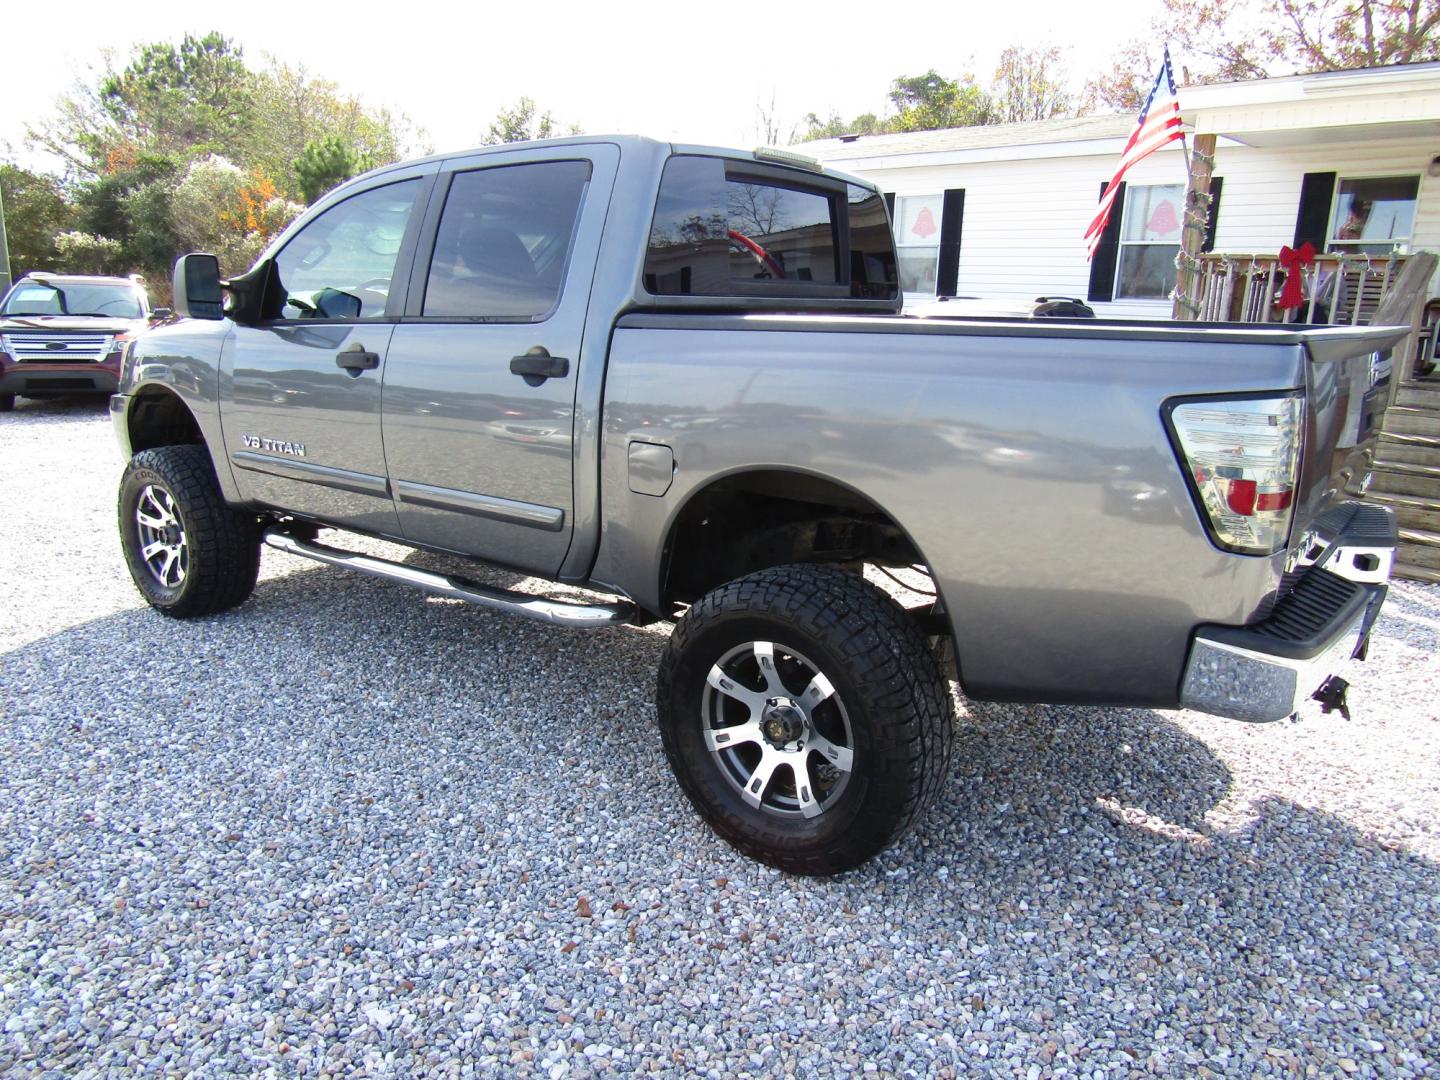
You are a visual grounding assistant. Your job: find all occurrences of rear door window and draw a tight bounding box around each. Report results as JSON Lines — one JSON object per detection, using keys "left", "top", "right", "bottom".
{"left": 422, "top": 160, "right": 591, "bottom": 319}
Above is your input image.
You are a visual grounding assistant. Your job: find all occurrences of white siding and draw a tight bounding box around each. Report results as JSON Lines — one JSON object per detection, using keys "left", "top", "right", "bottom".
{"left": 847, "top": 135, "right": 1440, "bottom": 319}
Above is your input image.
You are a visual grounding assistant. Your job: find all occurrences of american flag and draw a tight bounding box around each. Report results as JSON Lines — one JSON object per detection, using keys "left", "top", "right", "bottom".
{"left": 1085, "top": 48, "right": 1186, "bottom": 259}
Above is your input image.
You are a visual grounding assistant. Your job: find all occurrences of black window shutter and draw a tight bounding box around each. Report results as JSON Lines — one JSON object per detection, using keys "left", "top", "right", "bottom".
{"left": 883, "top": 192, "right": 895, "bottom": 222}
{"left": 1202, "top": 176, "right": 1224, "bottom": 253}
{"left": 1293, "top": 172, "right": 1337, "bottom": 250}
{"left": 1087, "top": 180, "right": 1125, "bottom": 303}
{"left": 937, "top": 189, "right": 965, "bottom": 297}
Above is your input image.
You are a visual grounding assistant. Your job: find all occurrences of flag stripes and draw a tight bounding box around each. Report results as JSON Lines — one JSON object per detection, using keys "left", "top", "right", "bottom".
{"left": 1085, "top": 48, "right": 1186, "bottom": 259}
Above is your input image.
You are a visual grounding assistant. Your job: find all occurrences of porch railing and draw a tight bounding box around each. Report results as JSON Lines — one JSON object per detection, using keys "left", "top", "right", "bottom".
{"left": 1193, "top": 252, "right": 1409, "bottom": 325}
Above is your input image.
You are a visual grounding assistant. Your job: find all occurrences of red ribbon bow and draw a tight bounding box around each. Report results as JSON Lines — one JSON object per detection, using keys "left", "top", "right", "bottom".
{"left": 1276, "top": 242, "right": 1316, "bottom": 310}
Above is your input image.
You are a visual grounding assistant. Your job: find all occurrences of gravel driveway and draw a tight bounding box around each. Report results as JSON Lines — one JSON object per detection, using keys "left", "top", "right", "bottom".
{"left": 2, "top": 397, "right": 1437, "bottom": 1078}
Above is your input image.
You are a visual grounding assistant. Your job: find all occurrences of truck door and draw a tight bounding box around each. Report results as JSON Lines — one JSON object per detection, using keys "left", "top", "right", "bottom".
{"left": 221, "top": 172, "right": 432, "bottom": 537}
{"left": 381, "top": 145, "right": 618, "bottom": 574}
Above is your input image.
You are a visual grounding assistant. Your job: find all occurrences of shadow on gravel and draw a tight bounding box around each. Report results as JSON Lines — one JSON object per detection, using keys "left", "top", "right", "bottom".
{"left": 7, "top": 555, "right": 1433, "bottom": 885}
{"left": 4, "top": 552, "right": 1437, "bottom": 1070}
{"left": 1, "top": 394, "right": 110, "bottom": 419}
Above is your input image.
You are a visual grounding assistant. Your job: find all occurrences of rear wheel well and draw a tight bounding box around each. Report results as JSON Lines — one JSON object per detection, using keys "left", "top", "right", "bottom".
{"left": 661, "top": 470, "right": 927, "bottom": 608}
{"left": 128, "top": 387, "right": 203, "bottom": 452}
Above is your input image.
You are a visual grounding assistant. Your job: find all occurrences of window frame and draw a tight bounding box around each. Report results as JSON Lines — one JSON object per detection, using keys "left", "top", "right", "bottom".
{"left": 892, "top": 194, "right": 943, "bottom": 298}
{"left": 260, "top": 175, "right": 432, "bottom": 326}
{"left": 1326, "top": 172, "right": 1422, "bottom": 255}
{"left": 1112, "top": 182, "right": 1185, "bottom": 302}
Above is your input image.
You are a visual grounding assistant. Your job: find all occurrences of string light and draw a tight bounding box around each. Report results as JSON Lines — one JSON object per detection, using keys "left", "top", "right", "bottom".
{"left": 1171, "top": 143, "right": 1219, "bottom": 318}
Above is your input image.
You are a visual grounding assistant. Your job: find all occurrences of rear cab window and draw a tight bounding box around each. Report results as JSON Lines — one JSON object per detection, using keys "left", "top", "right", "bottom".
{"left": 644, "top": 154, "right": 897, "bottom": 302}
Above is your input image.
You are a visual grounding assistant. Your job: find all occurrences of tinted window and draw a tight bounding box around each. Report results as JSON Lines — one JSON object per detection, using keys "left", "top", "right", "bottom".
{"left": 726, "top": 181, "right": 835, "bottom": 284}
{"left": 272, "top": 179, "right": 421, "bottom": 320}
{"left": 645, "top": 155, "right": 895, "bottom": 300}
{"left": 848, "top": 187, "right": 899, "bottom": 299}
{"left": 424, "top": 160, "right": 591, "bottom": 318}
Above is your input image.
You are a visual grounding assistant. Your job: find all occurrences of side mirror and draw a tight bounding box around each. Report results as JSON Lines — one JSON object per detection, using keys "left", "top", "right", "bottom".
{"left": 172, "top": 253, "right": 223, "bottom": 320}
{"left": 148, "top": 307, "right": 174, "bottom": 323}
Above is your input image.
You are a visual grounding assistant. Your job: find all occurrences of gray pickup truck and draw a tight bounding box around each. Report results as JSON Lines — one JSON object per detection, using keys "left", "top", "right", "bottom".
{"left": 111, "top": 136, "right": 1401, "bottom": 874}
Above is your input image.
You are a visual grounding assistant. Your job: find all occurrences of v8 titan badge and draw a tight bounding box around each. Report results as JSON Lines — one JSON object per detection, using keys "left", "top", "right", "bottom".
{"left": 241, "top": 434, "right": 306, "bottom": 457}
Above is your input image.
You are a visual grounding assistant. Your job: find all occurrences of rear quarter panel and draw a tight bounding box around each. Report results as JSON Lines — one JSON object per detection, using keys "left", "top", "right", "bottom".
{"left": 593, "top": 317, "right": 1313, "bottom": 707}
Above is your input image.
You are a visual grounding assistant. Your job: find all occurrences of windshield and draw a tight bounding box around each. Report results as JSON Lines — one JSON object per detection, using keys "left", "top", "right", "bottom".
{"left": 1, "top": 282, "right": 146, "bottom": 319}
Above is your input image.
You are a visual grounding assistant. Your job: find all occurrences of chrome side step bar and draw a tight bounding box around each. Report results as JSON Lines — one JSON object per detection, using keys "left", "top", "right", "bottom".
{"left": 262, "top": 529, "right": 635, "bottom": 628}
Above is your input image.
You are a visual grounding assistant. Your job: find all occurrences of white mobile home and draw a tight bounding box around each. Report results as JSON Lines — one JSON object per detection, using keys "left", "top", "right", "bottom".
{"left": 799, "top": 62, "right": 1440, "bottom": 318}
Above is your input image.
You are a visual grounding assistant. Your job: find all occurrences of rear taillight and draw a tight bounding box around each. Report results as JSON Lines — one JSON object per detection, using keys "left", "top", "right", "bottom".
{"left": 1168, "top": 394, "right": 1302, "bottom": 555}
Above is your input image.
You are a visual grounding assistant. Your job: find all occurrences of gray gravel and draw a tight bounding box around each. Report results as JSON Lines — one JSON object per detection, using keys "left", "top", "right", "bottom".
{"left": 1, "top": 395, "right": 1438, "bottom": 1078}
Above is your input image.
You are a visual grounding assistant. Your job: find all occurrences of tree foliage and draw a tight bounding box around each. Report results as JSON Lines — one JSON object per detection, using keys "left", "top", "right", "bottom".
{"left": 171, "top": 156, "right": 303, "bottom": 276}
{"left": 1167, "top": 0, "right": 1440, "bottom": 78}
{"left": 98, "top": 33, "right": 254, "bottom": 161}
{"left": 798, "top": 54, "right": 1078, "bottom": 141}
{"left": 13, "top": 32, "right": 422, "bottom": 288}
{"left": 482, "top": 98, "right": 580, "bottom": 144}
{"left": 53, "top": 231, "right": 124, "bottom": 275}
{"left": 293, "top": 135, "right": 366, "bottom": 205}
{"left": 0, "top": 165, "right": 73, "bottom": 279}
{"left": 1081, "top": 42, "right": 1161, "bottom": 113}
{"left": 1087, "top": 0, "right": 1440, "bottom": 109}
{"left": 887, "top": 71, "right": 998, "bottom": 131}
{"left": 992, "top": 46, "right": 1073, "bottom": 123}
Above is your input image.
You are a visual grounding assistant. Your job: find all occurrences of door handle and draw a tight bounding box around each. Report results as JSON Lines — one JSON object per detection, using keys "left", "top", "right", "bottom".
{"left": 510, "top": 347, "right": 569, "bottom": 386}
{"left": 336, "top": 343, "right": 380, "bottom": 374}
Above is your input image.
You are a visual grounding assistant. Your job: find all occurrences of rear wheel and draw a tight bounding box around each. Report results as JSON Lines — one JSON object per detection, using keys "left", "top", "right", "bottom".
{"left": 0, "top": 394, "right": 14, "bottom": 412}
{"left": 657, "top": 565, "right": 954, "bottom": 875}
{"left": 118, "top": 444, "right": 260, "bottom": 618}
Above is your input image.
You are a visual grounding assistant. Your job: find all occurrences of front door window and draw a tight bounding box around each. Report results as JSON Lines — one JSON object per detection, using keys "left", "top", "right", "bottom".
{"left": 271, "top": 180, "right": 422, "bottom": 320}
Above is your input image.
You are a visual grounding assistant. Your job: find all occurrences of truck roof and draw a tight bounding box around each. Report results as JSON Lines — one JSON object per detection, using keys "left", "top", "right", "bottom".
{"left": 11, "top": 273, "right": 145, "bottom": 288}
{"left": 326, "top": 134, "right": 881, "bottom": 202}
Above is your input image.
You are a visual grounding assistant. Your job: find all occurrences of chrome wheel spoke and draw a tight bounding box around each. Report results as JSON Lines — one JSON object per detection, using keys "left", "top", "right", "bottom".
{"left": 791, "top": 757, "right": 822, "bottom": 819}
{"left": 808, "top": 734, "right": 854, "bottom": 773}
{"left": 704, "top": 639, "right": 855, "bottom": 819}
{"left": 753, "top": 640, "right": 787, "bottom": 695}
{"left": 704, "top": 721, "right": 763, "bottom": 753}
{"left": 707, "top": 664, "right": 767, "bottom": 715}
{"left": 134, "top": 484, "right": 188, "bottom": 589}
{"left": 799, "top": 672, "right": 835, "bottom": 714}
{"left": 740, "top": 750, "right": 783, "bottom": 810}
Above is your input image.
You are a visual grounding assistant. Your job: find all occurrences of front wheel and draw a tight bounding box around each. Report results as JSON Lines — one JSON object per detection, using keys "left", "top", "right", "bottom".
{"left": 0, "top": 394, "right": 14, "bottom": 412}
{"left": 656, "top": 565, "right": 955, "bottom": 875}
{"left": 118, "top": 444, "right": 261, "bottom": 618}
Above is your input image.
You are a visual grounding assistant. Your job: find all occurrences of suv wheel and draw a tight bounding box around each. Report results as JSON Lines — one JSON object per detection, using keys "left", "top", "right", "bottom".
{"left": 657, "top": 565, "right": 954, "bottom": 875}
{"left": 118, "top": 444, "right": 260, "bottom": 618}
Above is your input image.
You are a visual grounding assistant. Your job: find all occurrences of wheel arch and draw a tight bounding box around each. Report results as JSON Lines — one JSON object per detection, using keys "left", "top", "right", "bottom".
{"left": 125, "top": 383, "right": 205, "bottom": 453}
{"left": 656, "top": 465, "right": 961, "bottom": 675}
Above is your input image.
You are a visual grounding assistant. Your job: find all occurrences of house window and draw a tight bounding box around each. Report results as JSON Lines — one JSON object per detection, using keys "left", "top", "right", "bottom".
{"left": 1114, "top": 184, "right": 1183, "bottom": 300}
{"left": 894, "top": 194, "right": 942, "bottom": 294}
{"left": 1329, "top": 176, "right": 1420, "bottom": 255}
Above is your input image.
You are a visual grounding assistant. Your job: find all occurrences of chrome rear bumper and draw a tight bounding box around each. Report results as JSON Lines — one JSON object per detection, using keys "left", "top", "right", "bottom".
{"left": 1180, "top": 501, "right": 1394, "bottom": 723}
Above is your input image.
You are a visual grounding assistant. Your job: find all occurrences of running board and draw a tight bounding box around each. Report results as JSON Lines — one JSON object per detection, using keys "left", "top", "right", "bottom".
{"left": 262, "top": 529, "right": 635, "bottom": 628}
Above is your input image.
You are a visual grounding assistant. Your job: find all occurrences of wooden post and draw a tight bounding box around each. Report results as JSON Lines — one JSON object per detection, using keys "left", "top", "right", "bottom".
{"left": 1172, "top": 133, "right": 1217, "bottom": 321}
